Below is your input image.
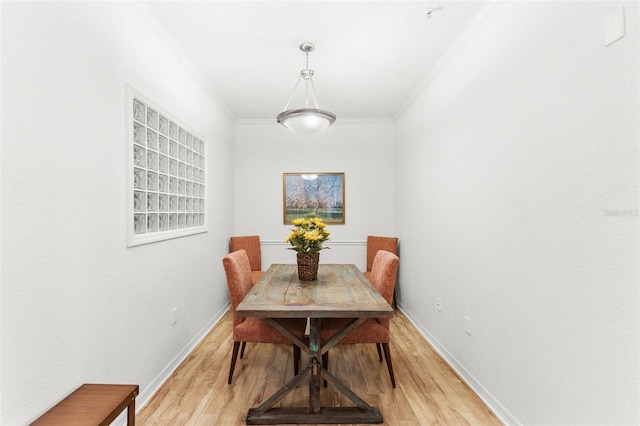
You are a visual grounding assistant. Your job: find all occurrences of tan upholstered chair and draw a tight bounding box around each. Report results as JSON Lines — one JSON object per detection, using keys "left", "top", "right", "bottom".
{"left": 229, "top": 235, "right": 264, "bottom": 284}
{"left": 321, "top": 250, "right": 400, "bottom": 387}
{"left": 364, "top": 236, "right": 398, "bottom": 278}
{"left": 364, "top": 235, "right": 399, "bottom": 307}
{"left": 222, "top": 250, "right": 306, "bottom": 384}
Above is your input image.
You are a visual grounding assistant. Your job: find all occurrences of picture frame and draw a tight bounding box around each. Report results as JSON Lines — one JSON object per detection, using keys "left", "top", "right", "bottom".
{"left": 283, "top": 172, "right": 345, "bottom": 224}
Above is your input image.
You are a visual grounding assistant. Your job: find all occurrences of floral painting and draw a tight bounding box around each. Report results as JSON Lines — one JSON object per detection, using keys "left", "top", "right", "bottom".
{"left": 283, "top": 173, "right": 345, "bottom": 224}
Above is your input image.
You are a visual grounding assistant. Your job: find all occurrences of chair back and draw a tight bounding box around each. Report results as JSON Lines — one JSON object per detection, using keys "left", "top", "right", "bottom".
{"left": 366, "top": 236, "right": 398, "bottom": 272}
{"left": 222, "top": 250, "right": 254, "bottom": 326}
{"left": 229, "top": 235, "right": 262, "bottom": 272}
{"left": 369, "top": 250, "right": 400, "bottom": 304}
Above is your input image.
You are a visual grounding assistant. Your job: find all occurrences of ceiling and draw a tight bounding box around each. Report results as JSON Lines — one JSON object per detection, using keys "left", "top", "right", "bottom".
{"left": 142, "top": 1, "right": 487, "bottom": 121}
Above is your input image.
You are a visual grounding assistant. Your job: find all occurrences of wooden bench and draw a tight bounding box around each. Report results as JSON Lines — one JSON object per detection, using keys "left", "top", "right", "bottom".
{"left": 30, "top": 383, "right": 139, "bottom": 426}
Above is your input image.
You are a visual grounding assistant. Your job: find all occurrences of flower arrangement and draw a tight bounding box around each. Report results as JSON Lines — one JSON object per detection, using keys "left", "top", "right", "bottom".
{"left": 285, "top": 217, "right": 330, "bottom": 254}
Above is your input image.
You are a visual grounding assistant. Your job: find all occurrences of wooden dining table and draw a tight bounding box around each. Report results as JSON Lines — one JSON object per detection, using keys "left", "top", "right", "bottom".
{"left": 235, "top": 263, "right": 394, "bottom": 425}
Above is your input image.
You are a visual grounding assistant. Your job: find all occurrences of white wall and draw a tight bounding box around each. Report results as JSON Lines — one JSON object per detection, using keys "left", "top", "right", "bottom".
{"left": 3, "top": 2, "right": 638, "bottom": 425}
{"left": 234, "top": 120, "right": 395, "bottom": 269}
{"left": 395, "top": 2, "right": 639, "bottom": 424}
{"left": 0, "top": 2, "right": 235, "bottom": 424}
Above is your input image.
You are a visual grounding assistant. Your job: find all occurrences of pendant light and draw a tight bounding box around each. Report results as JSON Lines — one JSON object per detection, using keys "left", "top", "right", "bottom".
{"left": 276, "top": 42, "right": 336, "bottom": 135}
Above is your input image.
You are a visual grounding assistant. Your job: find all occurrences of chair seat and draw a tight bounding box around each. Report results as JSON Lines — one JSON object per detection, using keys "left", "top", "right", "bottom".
{"left": 320, "top": 318, "right": 389, "bottom": 344}
{"left": 320, "top": 250, "right": 400, "bottom": 388}
{"left": 234, "top": 317, "right": 307, "bottom": 344}
{"left": 224, "top": 249, "right": 306, "bottom": 384}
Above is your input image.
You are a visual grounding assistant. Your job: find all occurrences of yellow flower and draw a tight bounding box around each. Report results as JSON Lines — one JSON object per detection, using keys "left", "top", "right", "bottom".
{"left": 286, "top": 217, "right": 330, "bottom": 253}
{"left": 304, "top": 230, "right": 321, "bottom": 241}
{"left": 311, "top": 217, "right": 327, "bottom": 228}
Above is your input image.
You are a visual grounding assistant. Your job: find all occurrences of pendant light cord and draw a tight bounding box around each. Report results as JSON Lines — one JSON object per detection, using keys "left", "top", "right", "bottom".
{"left": 282, "top": 76, "right": 303, "bottom": 112}
{"left": 281, "top": 47, "right": 320, "bottom": 111}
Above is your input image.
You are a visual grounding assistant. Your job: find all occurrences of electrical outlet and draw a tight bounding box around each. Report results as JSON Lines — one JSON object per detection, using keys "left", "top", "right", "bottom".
{"left": 464, "top": 316, "right": 471, "bottom": 335}
{"left": 172, "top": 307, "right": 178, "bottom": 325}
{"left": 436, "top": 297, "right": 442, "bottom": 312}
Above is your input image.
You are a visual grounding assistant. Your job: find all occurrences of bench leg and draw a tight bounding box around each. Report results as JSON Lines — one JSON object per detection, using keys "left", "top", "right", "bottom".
{"left": 128, "top": 398, "right": 136, "bottom": 426}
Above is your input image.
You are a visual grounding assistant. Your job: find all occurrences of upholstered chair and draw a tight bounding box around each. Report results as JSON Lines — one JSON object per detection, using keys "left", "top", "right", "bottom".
{"left": 229, "top": 235, "right": 264, "bottom": 284}
{"left": 321, "top": 250, "right": 400, "bottom": 387}
{"left": 364, "top": 235, "right": 399, "bottom": 307}
{"left": 223, "top": 250, "right": 306, "bottom": 384}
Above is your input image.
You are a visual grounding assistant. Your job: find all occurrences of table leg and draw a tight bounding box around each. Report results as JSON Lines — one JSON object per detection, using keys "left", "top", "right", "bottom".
{"left": 252, "top": 367, "right": 311, "bottom": 415}
{"left": 127, "top": 397, "right": 136, "bottom": 426}
{"left": 246, "top": 317, "right": 384, "bottom": 424}
{"left": 309, "top": 318, "right": 321, "bottom": 414}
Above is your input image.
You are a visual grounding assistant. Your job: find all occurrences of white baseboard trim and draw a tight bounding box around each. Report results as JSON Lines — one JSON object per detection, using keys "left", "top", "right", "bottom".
{"left": 116, "top": 301, "right": 518, "bottom": 425}
{"left": 113, "top": 302, "right": 230, "bottom": 425}
{"left": 261, "top": 239, "right": 366, "bottom": 246}
{"left": 398, "top": 303, "right": 520, "bottom": 426}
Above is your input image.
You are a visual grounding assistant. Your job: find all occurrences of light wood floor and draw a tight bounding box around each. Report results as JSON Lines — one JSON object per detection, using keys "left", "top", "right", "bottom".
{"left": 137, "top": 310, "right": 502, "bottom": 425}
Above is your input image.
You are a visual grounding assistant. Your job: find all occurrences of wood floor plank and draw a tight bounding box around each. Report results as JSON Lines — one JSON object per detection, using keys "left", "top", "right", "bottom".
{"left": 137, "top": 310, "right": 503, "bottom": 425}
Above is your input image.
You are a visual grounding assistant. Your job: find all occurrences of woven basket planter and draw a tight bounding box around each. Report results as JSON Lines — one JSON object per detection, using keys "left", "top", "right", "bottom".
{"left": 297, "top": 252, "right": 320, "bottom": 281}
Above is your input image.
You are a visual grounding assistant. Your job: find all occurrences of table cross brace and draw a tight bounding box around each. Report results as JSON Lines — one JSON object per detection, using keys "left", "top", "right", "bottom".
{"left": 253, "top": 318, "right": 379, "bottom": 420}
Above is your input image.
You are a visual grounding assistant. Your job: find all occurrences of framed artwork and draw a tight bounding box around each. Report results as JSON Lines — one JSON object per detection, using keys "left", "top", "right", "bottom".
{"left": 126, "top": 85, "right": 207, "bottom": 247}
{"left": 283, "top": 172, "right": 345, "bottom": 224}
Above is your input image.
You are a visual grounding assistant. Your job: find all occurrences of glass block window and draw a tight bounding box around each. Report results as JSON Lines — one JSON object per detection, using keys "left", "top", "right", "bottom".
{"left": 127, "top": 85, "right": 206, "bottom": 246}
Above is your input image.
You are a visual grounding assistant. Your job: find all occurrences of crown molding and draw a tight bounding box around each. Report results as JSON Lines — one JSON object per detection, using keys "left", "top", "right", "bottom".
{"left": 394, "top": 1, "right": 499, "bottom": 120}
{"left": 132, "top": 1, "right": 236, "bottom": 122}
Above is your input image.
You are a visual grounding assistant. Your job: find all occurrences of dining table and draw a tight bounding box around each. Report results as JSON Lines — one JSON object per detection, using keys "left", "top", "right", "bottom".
{"left": 235, "top": 263, "right": 394, "bottom": 425}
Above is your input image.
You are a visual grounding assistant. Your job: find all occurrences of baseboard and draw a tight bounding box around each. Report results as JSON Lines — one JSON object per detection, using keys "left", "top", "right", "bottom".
{"left": 398, "top": 303, "right": 520, "bottom": 426}
{"left": 112, "top": 302, "right": 230, "bottom": 425}
{"left": 114, "top": 302, "right": 517, "bottom": 425}
{"left": 261, "top": 239, "right": 366, "bottom": 246}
